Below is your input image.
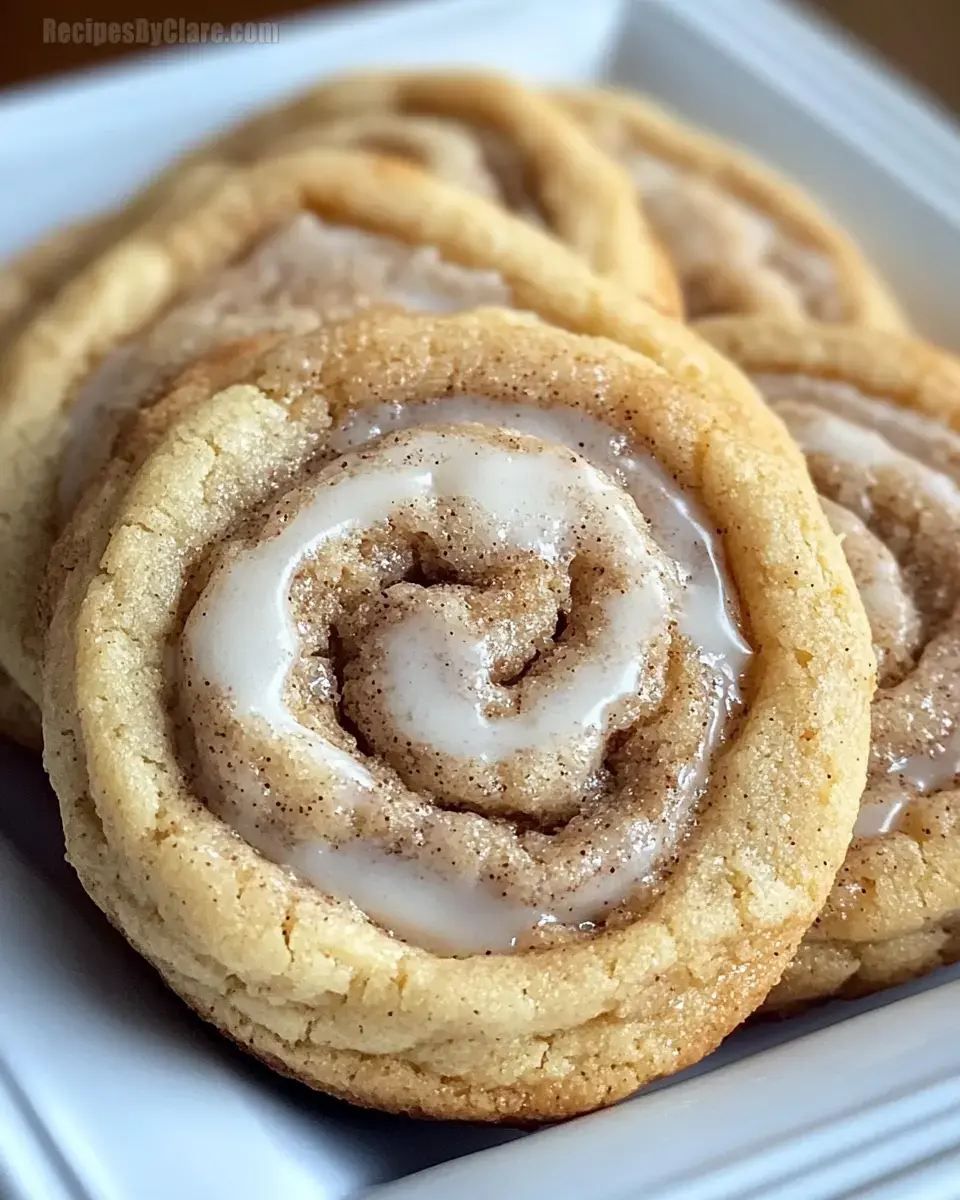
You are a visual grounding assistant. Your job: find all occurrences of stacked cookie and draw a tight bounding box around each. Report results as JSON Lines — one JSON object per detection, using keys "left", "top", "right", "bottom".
{"left": 0, "top": 68, "right": 953, "bottom": 1121}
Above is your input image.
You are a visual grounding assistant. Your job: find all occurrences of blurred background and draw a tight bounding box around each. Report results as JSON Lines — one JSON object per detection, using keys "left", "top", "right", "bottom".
{"left": 0, "top": 0, "right": 958, "bottom": 115}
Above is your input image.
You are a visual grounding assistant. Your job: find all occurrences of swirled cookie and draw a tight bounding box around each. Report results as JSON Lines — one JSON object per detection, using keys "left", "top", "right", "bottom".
{"left": 0, "top": 218, "right": 105, "bottom": 343}
{"left": 0, "top": 219, "right": 123, "bottom": 746}
{"left": 698, "top": 317, "right": 960, "bottom": 1006}
{"left": 556, "top": 88, "right": 905, "bottom": 329}
{"left": 129, "top": 70, "right": 682, "bottom": 315}
{"left": 43, "top": 309, "right": 872, "bottom": 1120}
{"left": 0, "top": 218, "right": 113, "bottom": 746}
{"left": 0, "top": 161, "right": 236, "bottom": 349}
{"left": 0, "top": 144, "right": 780, "bottom": 710}
{"left": 0, "top": 165, "right": 238, "bottom": 748}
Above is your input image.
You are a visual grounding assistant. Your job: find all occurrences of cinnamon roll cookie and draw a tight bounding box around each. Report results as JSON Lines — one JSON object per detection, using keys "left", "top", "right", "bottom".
{"left": 0, "top": 220, "right": 112, "bottom": 746}
{"left": 556, "top": 88, "right": 905, "bottom": 329}
{"left": 0, "top": 219, "right": 104, "bottom": 342}
{"left": 0, "top": 162, "right": 235, "bottom": 350}
{"left": 0, "top": 218, "right": 130, "bottom": 746}
{"left": 0, "top": 144, "right": 787, "bottom": 709}
{"left": 43, "top": 309, "right": 871, "bottom": 1120}
{"left": 0, "top": 165, "right": 238, "bottom": 747}
{"left": 698, "top": 317, "right": 960, "bottom": 1005}
{"left": 136, "top": 70, "right": 682, "bottom": 315}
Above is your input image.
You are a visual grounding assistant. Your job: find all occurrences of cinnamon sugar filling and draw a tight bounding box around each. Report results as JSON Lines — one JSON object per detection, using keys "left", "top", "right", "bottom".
{"left": 630, "top": 156, "right": 839, "bottom": 322}
{"left": 754, "top": 372, "right": 960, "bottom": 839}
{"left": 59, "top": 212, "right": 511, "bottom": 514}
{"left": 177, "top": 405, "right": 749, "bottom": 955}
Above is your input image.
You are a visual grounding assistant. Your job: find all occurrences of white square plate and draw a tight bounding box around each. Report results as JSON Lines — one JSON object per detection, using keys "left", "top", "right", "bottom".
{"left": 2, "top": 2, "right": 960, "bottom": 1196}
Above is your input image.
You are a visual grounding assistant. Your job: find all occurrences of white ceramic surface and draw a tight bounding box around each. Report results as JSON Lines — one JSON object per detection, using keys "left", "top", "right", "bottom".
{"left": 3, "top": 1, "right": 960, "bottom": 1197}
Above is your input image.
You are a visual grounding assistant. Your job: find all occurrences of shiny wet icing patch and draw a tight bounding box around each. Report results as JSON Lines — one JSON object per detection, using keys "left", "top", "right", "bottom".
{"left": 180, "top": 412, "right": 750, "bottom": 954}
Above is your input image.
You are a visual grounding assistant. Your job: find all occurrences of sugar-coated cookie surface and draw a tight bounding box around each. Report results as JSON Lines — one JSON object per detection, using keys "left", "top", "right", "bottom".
{"left": 8, "top": 57, "right": 953, "bottom": 1116}
{"left": 42, "top": 309, "right": 872, "bottom": 1120}
{"left": 557, "top": 88, "right": 905, "bottom": 330}
{"left": 0, "top": 145, "right": 773, "bottom": 708}
{"left": 698, "top": 316, "right": 960, "bottom": 1006}
{"left": 123, "top": 69, "right": 683, "bottom": 316}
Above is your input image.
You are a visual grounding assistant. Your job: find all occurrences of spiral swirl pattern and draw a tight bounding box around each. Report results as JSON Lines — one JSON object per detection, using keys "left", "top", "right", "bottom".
{"left": 181, "top": 405, "right": 747, "bottom": 954}
{"left": 756, "top": 373, "right": 960, "bottom": 838}
{"left": 43, "top": 310, "right": 872, "bottom": 1119}
{"left": 556, "top": 88, "right": 905, "bottom": 330}
{"left": 698, "top": 316, "right": 960, "bottom": 1003}
{"left": 127, "top": 70, "right": 679, "bottom": 313}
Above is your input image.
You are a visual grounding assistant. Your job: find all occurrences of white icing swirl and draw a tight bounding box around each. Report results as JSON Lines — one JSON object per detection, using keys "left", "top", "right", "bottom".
{"left": 181, "top": 410, "right": 749, "bottom": 953}
{"left": 187, "top": 427, "right": 672, "bottom": 782}
{"left": 749, "top": 372, "right": 960, "bottom": 840}
{"left": 888, "top": 729, "right": 960, "bottom": 793}
{"left": 329, "top": 397, "right": 749, "bottom": 688}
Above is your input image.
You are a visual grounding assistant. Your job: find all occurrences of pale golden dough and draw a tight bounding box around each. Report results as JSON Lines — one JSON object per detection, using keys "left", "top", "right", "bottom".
{"left": 0, "top": 146, "right": 786, "bottom": 706}
{"left": 132, "top": 70, "right": 682, "bottom": 316}
{"left": 0, "top": 161, "right": 235, "bottom": 349}
{"left": 43, "top": 309, "right": 872, "bottom": 1120}
{"left": 226, "top": 111, "right": 512, "bottom": 204}
{"left": 0, "top": 113, "right": 492, "bottom": 358}
{"left": 0, "top": 164, "right": 241, "bottom": 750}
{"left": 557, "top": 87, "right": 906, "bottom": 330}
{"left": 0, "top": 220, "right": 109, "bottom": 747}
{"left": 0, "top": 218, "right": 104, "bottom": 343}
{"left": 697, "top": 316, "right": 960, "bottom": 1006}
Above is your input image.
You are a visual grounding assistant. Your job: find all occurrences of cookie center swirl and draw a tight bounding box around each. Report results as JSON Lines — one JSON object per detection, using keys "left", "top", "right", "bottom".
{"left": 181, "top": 416, "right": 748, "bottom": 954}
{"left": 754, "top": 373, "right": 960, "bottom": 839}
